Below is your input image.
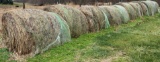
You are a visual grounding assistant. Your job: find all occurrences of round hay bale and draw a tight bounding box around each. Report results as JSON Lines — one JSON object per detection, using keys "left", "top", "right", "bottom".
{"left": 132, "top": 1, "right": 149, "bottom": 16}
{"left": 103, "top": 6, "right": 123, "bottom": 26}
{"left": 129, "top": 2, "right": 143, "bottom": 17}
{"left": 116, "top": 3, "right": 137, "bottom": 20}
{"left": 113, "top": 5, "right": 130, "bottom": 23}
{"left": 141, "top": 1, "right": 158, "bottom": 16}
{"left": 80, "top": 6, "right": 106, "bottom": 32}
{"left": 151, "top": 1, "right": 159, "bottom": 13}
{"left": 2, "top": 9, "right": 71, "bottom": 55}
{"left": 98, "top": 6, "right": 110, "bottom": 28}
{"left": 44, "top": 5, "right": 89, "bottom": 38}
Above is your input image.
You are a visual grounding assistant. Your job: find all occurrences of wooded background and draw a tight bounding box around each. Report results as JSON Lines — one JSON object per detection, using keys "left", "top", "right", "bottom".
{"left": 3, "top": 0, "right": 160, "bottom": 6}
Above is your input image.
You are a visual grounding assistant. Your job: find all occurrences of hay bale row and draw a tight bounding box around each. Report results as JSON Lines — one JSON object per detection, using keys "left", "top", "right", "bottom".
{"left": 44, "top": 5, "right": 89, "bottom": 38}
{"left": 2, "top": 9, "right": 71, "bottom": 55}
{"left": 1, "top": 1, "right": 159, "bottom": 56}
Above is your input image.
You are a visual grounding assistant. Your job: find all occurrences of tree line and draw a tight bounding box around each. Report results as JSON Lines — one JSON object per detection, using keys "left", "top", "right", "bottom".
{"left": 0, "top": 0, "right": 13, "bottom": 4}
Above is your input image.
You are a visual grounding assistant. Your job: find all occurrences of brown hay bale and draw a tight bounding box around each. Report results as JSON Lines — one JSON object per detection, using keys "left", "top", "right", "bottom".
{"left": 104, "top": 6, "right": 123, "bottom": 26}
{"left": 80, "top": 6, "right": 106, "bottom": 32}
{"left": 44, "top": 5, "right": 89, "bottom": 38}
{"left": 116, "top": 3, "right": 137, "bottom": 20}
{"left": 129, "top": 2, "right": 143, "bottom": 17}
{"left": 2, "top": 9, "right": 71, "bottom": 55}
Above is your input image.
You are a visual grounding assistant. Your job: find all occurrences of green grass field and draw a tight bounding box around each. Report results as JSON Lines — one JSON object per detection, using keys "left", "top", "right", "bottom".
{"left": 1, "top": 13, "right": 160, "bottom": 62}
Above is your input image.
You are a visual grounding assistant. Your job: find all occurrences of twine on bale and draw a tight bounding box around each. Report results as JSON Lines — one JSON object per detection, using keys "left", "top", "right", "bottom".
{"left": 44, "top": 5, "right": 89, "bottom": 38}
{"left": 2, "top": 9, "right": 71, "bottom": 55}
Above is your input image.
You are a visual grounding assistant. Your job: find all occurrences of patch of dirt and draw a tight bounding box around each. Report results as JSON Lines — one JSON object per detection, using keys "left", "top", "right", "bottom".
{"left": 101, "top": 51, "right": 125, "bottom": 62}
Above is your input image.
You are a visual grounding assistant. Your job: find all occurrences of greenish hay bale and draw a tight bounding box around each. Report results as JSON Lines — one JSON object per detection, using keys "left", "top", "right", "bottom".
{"left": 98, "top": 6, "right": 110, "bottom": 28}
{"left": 2, "top": 9, "right": 71, "bottom": 55}
{"left": 80, "top": 6, "right": 106, "bottom": 32}
{"left": 132, "top": 1, "right": 149, "bottom": 16}
{"left": 116, "top": 3, "right": 137, "bottom": 20}
{"left": 151, "top": 1, "right": 159, "bottom": 13}
{"left": 103, "top": 6, "right": 122, "bottom": 26}
{"left": 113, "top": 5, "right": 130, "bottom": 23}
{"left": 51, "top": 13, "right": 71, "bottom": 44}
{"left": 44, "top": 5, "right": 89, "bottom": 38}
{"left": 129, "top": 2, "right": 143, "bottom": 17}
{"left": 141, "top": 1, "right": 158, "bottom": 16}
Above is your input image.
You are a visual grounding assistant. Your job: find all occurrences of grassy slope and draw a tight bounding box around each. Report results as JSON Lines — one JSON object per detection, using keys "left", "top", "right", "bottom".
{"left": 1, "top": 13, "right": 160, "bottom": 62}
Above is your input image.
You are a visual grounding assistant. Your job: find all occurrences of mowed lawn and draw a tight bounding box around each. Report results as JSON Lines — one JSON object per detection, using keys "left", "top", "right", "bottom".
{"left": 1, "top": 13, "right": 160, "bottom": 62}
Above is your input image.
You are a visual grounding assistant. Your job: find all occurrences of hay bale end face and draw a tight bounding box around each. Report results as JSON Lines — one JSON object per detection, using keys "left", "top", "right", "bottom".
{"left": 2, "top": 9, "right": 71, "bottom": 55}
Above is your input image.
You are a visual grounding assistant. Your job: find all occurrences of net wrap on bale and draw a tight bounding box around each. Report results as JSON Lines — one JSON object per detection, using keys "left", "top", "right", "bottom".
{"left": 104, "top": 6, "right": 122, "bottom": 26}
{"left": 44, "top": 5, "right": 89, "bottom": 38}
{"left": 113, "top": 5, "right": 130, "bottom": 23}
{"left": 98, "top": 6, "right": 110, "bottom": 28}
{"left": 2, "top": 9, "right": 71, "bottom": 55}
{"left": 116, "top": 3, "right": 137, "bottom": 20}
{"left": 141, "top": 1, "right": 159, "bottom": 16}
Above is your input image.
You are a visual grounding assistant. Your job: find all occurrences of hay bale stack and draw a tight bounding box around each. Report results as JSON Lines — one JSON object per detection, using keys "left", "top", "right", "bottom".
{"left": 80, "top": 6, "right": 106, "bottom": 32}
{"left": 44, "top": 5, "right": 89, "bottom": 38}
{"left": 116, "top": 3, "right": 137, "bottom": 20}
{"left": 113, "top": 5, "right": 130, "bottom": 23}
{"left": 129, "top": 2, "right": 143, "bottom": 17}
{"left": 2, "top": 9, "right": 71, "bottom": 55}
{"left": 103, "top": 6, "right": 122, "bottom": 26}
